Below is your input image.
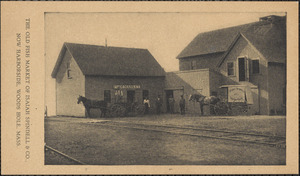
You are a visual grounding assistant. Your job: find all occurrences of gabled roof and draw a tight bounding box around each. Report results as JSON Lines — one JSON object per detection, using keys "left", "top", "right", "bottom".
{"left": 51, "top": 43, "right": 166, "bottom": 78}
{"left": 177, "top": 15, "right": 286, "bottom": 64}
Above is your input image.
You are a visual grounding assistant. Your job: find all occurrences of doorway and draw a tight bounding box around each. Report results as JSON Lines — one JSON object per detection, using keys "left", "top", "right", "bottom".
{"left": 165, "top": 90, "right": 174, "bottom": 113}
{"left": 127, "top": 90, "right": 135, "bottom": 104}
{"left": 238, "top": 57, "right": 246, "bottom": 81}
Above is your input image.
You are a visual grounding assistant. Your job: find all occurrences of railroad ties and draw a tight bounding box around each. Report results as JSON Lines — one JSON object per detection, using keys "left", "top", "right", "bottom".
{"left": 88, "top": 120, "right": 286, "bottom": 149}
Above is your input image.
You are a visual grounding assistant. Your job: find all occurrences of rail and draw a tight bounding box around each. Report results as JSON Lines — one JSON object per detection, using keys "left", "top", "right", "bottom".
{"left": 45, "top": 144, "right": 87, "bottom": 165}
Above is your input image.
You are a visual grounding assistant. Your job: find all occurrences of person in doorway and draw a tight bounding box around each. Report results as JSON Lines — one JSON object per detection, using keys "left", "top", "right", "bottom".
{"left": 168, "top": 95, "right": 175, "bottom": 114}
{"left": 155, "top": 95, "right": 163, "bottom": 114}
{"left": 179, "top": 95, "right": 185, "bottom": 115}
{"left": 143, "top": 97, "right": 150, "bottom": 114}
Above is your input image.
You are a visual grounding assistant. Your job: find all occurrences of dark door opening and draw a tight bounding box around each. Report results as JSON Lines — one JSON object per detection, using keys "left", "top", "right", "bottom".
{"left": 142, "top": 90, "right": 149, "bottom": 100}
{"left": 127, "top": 90, "right": 135, "bottom": 104}
{"left": 238, "top": 57, "right": 246, "bottom": 81}
{"left": 165, "top": 90, "right": 174, "bottom": 113}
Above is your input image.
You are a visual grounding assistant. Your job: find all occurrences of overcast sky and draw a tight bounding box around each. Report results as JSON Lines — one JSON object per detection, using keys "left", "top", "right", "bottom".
{"left": 45, "top": 12, "right": 285, "bottom": 115}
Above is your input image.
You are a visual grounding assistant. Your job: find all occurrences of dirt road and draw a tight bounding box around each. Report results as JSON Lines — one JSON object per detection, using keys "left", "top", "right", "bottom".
{"left": 45, "top": 115, "right": 285, "bottom": 165}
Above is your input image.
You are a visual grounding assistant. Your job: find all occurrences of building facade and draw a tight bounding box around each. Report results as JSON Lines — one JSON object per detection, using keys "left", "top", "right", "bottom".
{"left": 165, "top": 15, "right": 286, "bottom": 115}
{"left": 52, "top": 43, "right": 165, "bottom": 117}
{"left": 52, "top": 15, "right": 286, "bottom": 116}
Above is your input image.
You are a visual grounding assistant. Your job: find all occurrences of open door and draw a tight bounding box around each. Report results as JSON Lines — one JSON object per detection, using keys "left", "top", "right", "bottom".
{"left": 238, "top": 57, "right": 249, "bottom": 81}
{"left": 165, "top": 90, "right": 173, "bottom": 113}
{"left": 127, "top": 90, "right": 135, "bottom": 104}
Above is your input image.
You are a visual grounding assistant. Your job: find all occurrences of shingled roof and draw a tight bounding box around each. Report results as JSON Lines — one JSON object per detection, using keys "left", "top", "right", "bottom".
{"left": 51, "top": 43, "right": 166, "bottom": 78}
{"left": 177, "top": 15, "right": 286, "bottom": 64}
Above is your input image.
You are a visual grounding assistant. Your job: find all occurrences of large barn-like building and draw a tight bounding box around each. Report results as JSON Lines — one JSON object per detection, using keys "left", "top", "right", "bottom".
{"left": 51, "top": 43, "right": 166, "bottom": 116}
{"left": 165, "top": 15, "right": 286, "bottom": 115}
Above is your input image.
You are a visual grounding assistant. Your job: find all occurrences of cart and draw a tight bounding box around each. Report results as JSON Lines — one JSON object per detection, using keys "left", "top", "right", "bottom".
{"left": 213, "top": 85, "right": 253, "bottom": 116}
{"left": 106, "top": 89, "right": 145, "bottom": 117}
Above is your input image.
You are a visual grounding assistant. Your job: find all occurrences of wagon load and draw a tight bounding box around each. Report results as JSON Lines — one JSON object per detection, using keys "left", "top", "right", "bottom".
{"left": 106, "top": 88, "right": 145, "bottom": 117}
{"left": 220, "top": 85, "right": 253, "bottom": 116}
{"left": 189, "top": 85, "right": 253, "bottom": 116}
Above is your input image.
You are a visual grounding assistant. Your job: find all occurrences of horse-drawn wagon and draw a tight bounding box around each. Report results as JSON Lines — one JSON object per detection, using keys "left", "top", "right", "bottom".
{"left": 107, "top": 100, "right": 145, "bottom": 117}
{"left": 189, "top": 85, "right": 253, "bottom": 116}
{"left": 77, "top": 89, "right": 145, "bottom": 118}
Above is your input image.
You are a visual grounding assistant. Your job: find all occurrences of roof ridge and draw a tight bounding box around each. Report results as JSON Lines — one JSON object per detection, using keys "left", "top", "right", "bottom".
{"left": 194, "top": 20, "right": 264, "bottom": 37}
{"left": 64, "top": 42, "right": 148, "bottom": 50}
{"left": 177, "top": 18, "right": 278, "bottom": 59}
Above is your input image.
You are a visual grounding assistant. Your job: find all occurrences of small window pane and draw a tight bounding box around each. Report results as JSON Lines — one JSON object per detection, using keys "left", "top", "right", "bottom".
{"left": 67, "top": 70, "right": 72, "bottom": 79}
{"left": 252, "top": 60, "right": 260, "bottom": 74}
{"left": 227, "top": 62, "right": 234, "bottom": 76}
{"left": 191, "top": 60, "right": 197, "bottom": 70}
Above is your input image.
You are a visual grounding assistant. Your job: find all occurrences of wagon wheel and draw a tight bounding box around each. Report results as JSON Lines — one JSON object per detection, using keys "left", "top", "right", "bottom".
{"left": 133, "top": 104, "right": 145, "bottom": 116}
{"left": 230, "top": 102, "right": 248, "bottom": 116}
{"left": 214, "top": 101, "right": 229, "bottom": 115}
{"left": 109, "top": 104, "right": 126, "bottom": 117}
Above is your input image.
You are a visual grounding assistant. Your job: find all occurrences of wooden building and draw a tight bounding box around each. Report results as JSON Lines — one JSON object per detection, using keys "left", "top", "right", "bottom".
{"left": 51, "top": 43, "right": 165, "bottom": 117}
{"left": 166, "top": 15, "right": 286, "bottom": 115}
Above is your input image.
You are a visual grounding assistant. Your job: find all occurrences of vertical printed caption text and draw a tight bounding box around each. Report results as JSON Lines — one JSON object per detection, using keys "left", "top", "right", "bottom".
{"left": 15, "top": 18, "right": 31, "bottom": 161}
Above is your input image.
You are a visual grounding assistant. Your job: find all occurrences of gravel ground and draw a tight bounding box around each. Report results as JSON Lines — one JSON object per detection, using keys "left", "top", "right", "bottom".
{"left": 45, "top": 114, "right": 286, "bottom": 165}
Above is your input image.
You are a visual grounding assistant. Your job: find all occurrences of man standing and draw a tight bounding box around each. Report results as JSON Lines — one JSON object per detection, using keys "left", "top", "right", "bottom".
{"left": 179, "top": 95, "right": 185, "bottom": 115}
{"left": 155, "top": 95, "right": 162, "bottom": 114}
{"left": 168, "top": 95, "right": 175, "bottom": 114}
{"left": 143, "top": 97, "right": 150, "bottom": 114}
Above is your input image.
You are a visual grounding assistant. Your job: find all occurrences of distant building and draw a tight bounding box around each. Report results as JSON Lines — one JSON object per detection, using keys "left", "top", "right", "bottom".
{"left": 51, "top": 43, "right": 165, "bottom": 116}
{"left": 166, "top": 15, "right": 286, "bottom": 115}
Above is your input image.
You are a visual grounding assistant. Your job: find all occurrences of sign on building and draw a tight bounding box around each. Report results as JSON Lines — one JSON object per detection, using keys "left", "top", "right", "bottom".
{"left": 113, "top": 85, "right": 141, "bottom": 89}
{"left": 227, "top": 86, "right": 253, "bottom": 104}
{"left": 228, "top": 87, "right": 245, "bottom": 102}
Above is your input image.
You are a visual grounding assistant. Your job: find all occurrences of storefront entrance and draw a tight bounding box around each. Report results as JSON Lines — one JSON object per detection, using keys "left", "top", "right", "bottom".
{"left": 165, "top": 90, "right": 173, "bottom": 113}
{"left": 127, "top": 90, "right": 135, "bottom": 104}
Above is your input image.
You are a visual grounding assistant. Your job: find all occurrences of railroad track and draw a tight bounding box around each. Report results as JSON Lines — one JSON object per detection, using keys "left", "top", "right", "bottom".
{"left": 45, "top": 144, "right": 87, "bottom": 165}
{"left": 88, "top": 120, "right": 286, "bottom": 149}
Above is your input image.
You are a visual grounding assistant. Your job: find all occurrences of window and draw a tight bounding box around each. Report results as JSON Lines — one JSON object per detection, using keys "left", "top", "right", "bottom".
{"left": 67, "top": 62, "right": 72, "bottom": 79}
{"left": 104, "top": 90, "right": 111, "bottom": 103}
{"left": 252, "top": 60, "right": 260, "bottom": 74}
{"left": 191, "top": 60, "right": 197, "bottom": 70}
{"left": 143, "top": 90, "right": 149, "bottom": 99}
{"left": 283, "top": 86, "right": 286, "bottom": 105}
{"left": 227, "top": 62, "right": 234, "bottom": 76}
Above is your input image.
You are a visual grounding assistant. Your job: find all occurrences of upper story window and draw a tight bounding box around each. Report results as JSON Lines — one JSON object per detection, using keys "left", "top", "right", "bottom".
{"left": 67, "top": 62, "right": 72, "bottom": 79}
{"left": 252, "top": 60, "right": 260, "bottom": 74}
{"left": 191, "top": 60, "right": 197, "bottom": 70}
{"left": 227, "top": 62, "right": 235, "bottom": 76}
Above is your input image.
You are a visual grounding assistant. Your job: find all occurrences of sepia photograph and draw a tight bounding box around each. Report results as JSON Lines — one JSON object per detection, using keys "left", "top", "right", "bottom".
{"left": 45, "top": 12, "right": 287, "bottom": 165}
{"left": 1, "top": 1, "right": 298, "bottom": 174}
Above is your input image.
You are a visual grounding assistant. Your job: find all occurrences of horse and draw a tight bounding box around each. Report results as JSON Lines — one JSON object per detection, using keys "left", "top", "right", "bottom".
{"left": 77, "top": 95, "right": 108, "bottom": 118}
{"left": 189, "top": 94, "right": 220, "bottom": 115}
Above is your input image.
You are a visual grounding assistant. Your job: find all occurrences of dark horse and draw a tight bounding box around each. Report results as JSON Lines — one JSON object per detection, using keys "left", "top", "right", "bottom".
{"left": 189, "top": 94, "right": 220, "bottom": 115}
{"left": 77, "top": 95, "right": 108, "bottom": 118}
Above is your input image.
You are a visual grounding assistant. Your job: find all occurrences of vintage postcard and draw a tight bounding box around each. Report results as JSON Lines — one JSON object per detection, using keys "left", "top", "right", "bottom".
{"left": 1, "top": 1, "right": 299, "bottom": 175}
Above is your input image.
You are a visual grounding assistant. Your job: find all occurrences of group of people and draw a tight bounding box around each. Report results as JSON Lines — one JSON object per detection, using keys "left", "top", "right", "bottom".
{"left": 143, "top": 95, "right": 186, "bottom": 115}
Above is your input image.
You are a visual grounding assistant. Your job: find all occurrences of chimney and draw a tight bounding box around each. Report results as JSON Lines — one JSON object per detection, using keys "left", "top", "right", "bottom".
{"left": 259, "top": 15, "right": 284, "bottom": 23}
{"left": 105, "top": 38, "right": 107, "bottom": 47}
